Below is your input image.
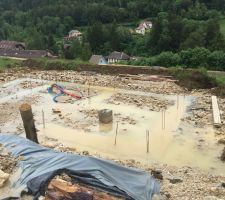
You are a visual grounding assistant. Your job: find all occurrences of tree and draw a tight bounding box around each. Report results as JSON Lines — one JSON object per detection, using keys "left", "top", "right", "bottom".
{"left": 87, "top": 21, "right": 104, "bottom": 53}
{"left": 205, "top": 19, "right": 225, "bottom": 51}
{"left": 63, "top": 40, "right": 82, "bottom": 60}
{"left": 81, "top": 43, "right": 92, "bottom": 61}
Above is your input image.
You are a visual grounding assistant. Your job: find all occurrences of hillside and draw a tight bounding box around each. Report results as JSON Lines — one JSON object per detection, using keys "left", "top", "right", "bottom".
{"left": 0, "top": 0, "right": 225, "bottom": 69}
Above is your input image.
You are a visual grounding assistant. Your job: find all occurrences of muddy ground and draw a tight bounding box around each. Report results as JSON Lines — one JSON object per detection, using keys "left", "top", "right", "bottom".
{"left": 0, "top": 67, "right": 225, "bottom": 200}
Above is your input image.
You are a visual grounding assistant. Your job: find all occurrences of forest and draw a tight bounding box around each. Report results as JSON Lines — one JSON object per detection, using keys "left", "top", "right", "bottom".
{"left": 0, "top": 0, "right": 225, "bottom": 69}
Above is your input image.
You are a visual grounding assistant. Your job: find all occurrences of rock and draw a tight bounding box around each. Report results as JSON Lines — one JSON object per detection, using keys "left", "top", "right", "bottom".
{"left": 82, "top": 151, "right": 89, "bottom": 156}
{"left": 151, "top": 170, "right": 163, "bottom": 180}
{"left": 56, "top": 96, "right": 72, "bottom": 103}
{"left": 52, "top": 108, "right": 61, "bottom": 114}
{"left": 218, "top": 138, "right": 225, "bottom": 145}
{"left": 168, "top": 177, "right": 183, "bottom": 184}
{"left": 152, "top": 194, "right": 168, "bottom": 200}
{"left": 221, "top": 182, "right": 225, "bottom": 188}
{"left": 221, "top": 147, "right": 225, "bottom": 161}
{"left": 204, "top": 196, "right": 221, "bottom": 200}
{"left": 0, "top": 170, "right": 10, "bottom": 188}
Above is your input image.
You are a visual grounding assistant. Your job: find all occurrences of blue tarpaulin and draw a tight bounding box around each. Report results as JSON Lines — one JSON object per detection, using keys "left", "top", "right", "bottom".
{"left": 0, "top": 134, "right": 160, "bottom": 200}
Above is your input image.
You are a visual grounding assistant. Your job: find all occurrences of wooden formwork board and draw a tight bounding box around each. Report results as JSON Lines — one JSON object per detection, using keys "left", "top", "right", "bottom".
{"left": 211, "top": 96, "right": 221, "bottom": 127}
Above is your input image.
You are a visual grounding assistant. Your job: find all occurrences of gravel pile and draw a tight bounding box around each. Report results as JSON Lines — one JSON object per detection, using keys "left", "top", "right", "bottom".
{"left": 106, "top": 93, "right": 174, "bottom": 112}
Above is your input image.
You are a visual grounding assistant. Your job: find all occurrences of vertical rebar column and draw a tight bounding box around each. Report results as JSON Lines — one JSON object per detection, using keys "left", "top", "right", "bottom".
{"left": 146, "top": 130, "right": 150, "bottom": 153}
{"left": 19, "top": 103, "right": 38, "bottom": 143}
{"left": 177, "top": 95, "right": 179, "bottom": 110}
{"left": 114, "top": 121, "right": 119, "bottom": 145}
{"left": 42, "top": 109, "right": 45, "bottom": 129}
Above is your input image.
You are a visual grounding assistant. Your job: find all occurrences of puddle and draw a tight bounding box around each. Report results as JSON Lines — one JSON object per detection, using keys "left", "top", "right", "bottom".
{"left": 36, "top": 84, "right": 225, "bottom": 176}
{"left": 1, "top": 79, "right": 224, "bottom": 176}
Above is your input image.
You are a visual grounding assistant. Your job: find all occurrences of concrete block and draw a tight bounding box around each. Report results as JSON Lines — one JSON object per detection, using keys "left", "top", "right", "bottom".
{"left": 98, "top": 109, "right": 113, "bottom": 124}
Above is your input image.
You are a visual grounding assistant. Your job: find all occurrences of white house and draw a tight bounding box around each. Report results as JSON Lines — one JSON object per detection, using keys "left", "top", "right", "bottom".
{"left": 135, "top": 21, "right": 153, "bottom": 35}
{"left": 107, "top": 51, "right": 130, "bottom": 64}
{"left": 64, "top": 30, "right": 82, "bottom": 41}
{"left": 69, "top": 30, "right": 82, "bottom": 38}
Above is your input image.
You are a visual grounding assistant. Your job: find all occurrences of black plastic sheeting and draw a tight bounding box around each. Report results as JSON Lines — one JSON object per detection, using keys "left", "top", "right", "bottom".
{"left": 0, "top": 134, "right": 160, "bottom": 200}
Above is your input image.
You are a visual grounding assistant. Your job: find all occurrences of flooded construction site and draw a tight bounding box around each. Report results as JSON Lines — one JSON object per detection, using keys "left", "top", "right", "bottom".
{"left": 0, "top": 68, "right": 225, "bottom": 199}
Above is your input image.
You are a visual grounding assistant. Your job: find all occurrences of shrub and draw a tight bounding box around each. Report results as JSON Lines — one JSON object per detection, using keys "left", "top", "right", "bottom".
{"left": 154, "top": 52, "right": 180, "bottom": 67}
{"left": 208, "top": 51, "right": 225, "bottom": 70}
{"left": 180, "top": 47, "right": 211, "bottom": 67}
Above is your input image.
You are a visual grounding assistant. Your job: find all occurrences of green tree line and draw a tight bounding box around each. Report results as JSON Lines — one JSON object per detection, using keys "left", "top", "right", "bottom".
{"left": 0, "top": 0, "right": 225, "bottom": 69}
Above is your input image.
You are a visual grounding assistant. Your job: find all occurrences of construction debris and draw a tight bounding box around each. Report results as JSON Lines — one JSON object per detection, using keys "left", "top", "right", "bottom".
{"left": 98, "top": 109, "right": 113, "bottom": 124}
{"left": 45, "top": 176, "right": 125, "bottom": 200}
{"left": 1, "top": 67, "right": 225, "bottom": 200}
{"left": 212, "top": 96, "right": 221, "bottom": 127}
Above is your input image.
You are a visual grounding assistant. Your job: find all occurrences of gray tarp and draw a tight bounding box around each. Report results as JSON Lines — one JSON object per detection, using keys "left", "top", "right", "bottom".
{"left": 0, "top": 134, "right": 159, "bottom": 200}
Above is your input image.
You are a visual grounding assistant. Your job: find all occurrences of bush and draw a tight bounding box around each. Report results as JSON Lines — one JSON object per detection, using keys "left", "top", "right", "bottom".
{"left": 208, "top": 51, "right": 225, "bottom": 70}
{"left": 155, "top": 52, "right": 180, "bottom": 67}
{"left": 180, "top": 47, "right": 211, "bottom": 67}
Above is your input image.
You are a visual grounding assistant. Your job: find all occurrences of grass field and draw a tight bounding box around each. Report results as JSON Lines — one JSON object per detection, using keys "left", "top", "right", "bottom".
{"left": 220, "top": 18, "right": 225, "bottom": 36}
{"left": 0, "top": 58, "right": 21, "bottom": 71}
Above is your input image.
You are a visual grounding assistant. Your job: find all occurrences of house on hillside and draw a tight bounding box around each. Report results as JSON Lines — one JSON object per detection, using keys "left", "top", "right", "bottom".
{"left": 64, "top": 30, "right": 82, "bottom": 41}
{"left": 0, "top": 40, "right": 54, "bottom": 59}
{"left": 0, "top": 49, "right": 53, "bottom": 59}
{"left": 107, "top": 51, "right": 130, "bottom": 64}
{"left": 89, "top": 55, "right": 108, "bottom": 65}
{"left": 135, "top": 21, "right": 152, "bottom": 35}
{"left": 0, "top": 40, "right": 26, "bottom": 50}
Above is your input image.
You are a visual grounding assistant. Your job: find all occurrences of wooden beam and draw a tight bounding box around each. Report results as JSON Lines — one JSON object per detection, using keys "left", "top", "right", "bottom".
{"left": 211, "top": 96, "right": 221, "bottom": 127}
{"left": 19, "top": 103, "right": 38, "bottom": 143}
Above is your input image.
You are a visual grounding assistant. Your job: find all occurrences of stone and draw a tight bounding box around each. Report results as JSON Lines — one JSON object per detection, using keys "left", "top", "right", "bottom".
{"left": 221, "top": 182, "right": 225, "bottom": 188}
{"left": 0, "top": 170, "right": 10, "bottom": 188}
{"left": 152, "top": 194, "right": 168, "bottom": 200}
{"left": 204, "top": 196, "right": 221, "bottom": 200}
{"left": 221, "top": 147, "right": 225, "bottom": 161}
{"left": 218, "top": 138, "right": 225, "bottom": 145}
{"left": 56, "top": 96, "right": 72, "bottom": 103}
{"left": 82, "top": 151, "right": 89, "bottom": 156}
{"left": 98, "top": 109, "right": 113, "bottom": 124}
{"left": 151, "top": 170, "right": 163, "bottom": 180}
{"left": 168, "top": 177, "right": 183, "bottom": 184}
{"left": 52, "top": 108, "right": 61, "bottom": 114}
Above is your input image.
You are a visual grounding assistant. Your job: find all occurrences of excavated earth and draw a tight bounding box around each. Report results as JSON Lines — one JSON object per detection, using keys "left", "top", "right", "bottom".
{"left": 0, "top": 67, "right": 225, "bottom": 200}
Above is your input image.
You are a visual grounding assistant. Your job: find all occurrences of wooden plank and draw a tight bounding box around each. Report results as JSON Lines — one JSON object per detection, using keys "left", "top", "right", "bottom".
{"left": 211, "top": 96, "right": 221, "bottom": 127}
